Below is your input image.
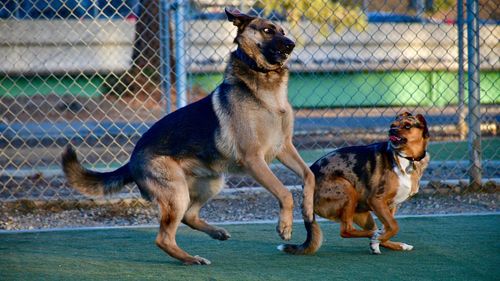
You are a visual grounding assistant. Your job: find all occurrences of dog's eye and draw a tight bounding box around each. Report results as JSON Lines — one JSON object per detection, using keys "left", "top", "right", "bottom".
{"left": 262, "top": 28, "right": 274, "bottom": 34}
{"left": 404, "top": 125, "right": 412, "bottom": 130}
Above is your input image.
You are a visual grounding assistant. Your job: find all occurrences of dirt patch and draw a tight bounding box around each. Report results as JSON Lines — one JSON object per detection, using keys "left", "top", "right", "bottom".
{"left": 1, "top": 189, "right": 498, "bottom": 231}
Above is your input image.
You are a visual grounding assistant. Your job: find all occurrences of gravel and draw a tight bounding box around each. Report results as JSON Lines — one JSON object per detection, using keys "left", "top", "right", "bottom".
{"left": 0, "top": 187, "right": 498, "bottom": 231}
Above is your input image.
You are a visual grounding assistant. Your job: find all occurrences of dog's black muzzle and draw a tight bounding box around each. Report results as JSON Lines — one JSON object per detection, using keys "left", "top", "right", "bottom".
{"left": 264, "top": 36, "right": 295, "bottom": 65}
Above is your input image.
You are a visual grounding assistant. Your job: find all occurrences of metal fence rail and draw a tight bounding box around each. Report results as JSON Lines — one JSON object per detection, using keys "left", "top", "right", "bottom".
{"left": 0, "top": 0, "right": 498, "bottom": 202}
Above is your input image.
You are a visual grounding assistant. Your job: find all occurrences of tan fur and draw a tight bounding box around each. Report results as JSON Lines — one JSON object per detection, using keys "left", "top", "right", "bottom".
{"left": 281, "top": 113, "right": 430, "bottom": 255}
{"left": 237, "top": 19, "right": 287, "bottom": 71}
{"left": 62, "top": 9, "right": 314, "bottom": 265}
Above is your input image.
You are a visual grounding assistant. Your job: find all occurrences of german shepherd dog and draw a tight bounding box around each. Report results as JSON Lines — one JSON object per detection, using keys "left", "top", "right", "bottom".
{"left": 279, "top": 112, "right": 430, "bottom": 255}
{"left": 62, "top": 8, "right": 315, "bottom": 265}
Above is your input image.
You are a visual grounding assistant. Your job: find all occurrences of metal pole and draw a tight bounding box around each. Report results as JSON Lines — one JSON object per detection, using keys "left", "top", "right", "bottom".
{"left": 160, "top": 0, "right": 172, "bottom": 113}
{"left": 466, "top": 0, "right": 481, "bottom": 190}
{"left": 457, "top": 0, "right": 467, "bottom": 140}
{"left": 173, "top": 0, "right": 187, "bottom": 109}
{"left": 415, "top": 0, "right": 425, "bottom": 17}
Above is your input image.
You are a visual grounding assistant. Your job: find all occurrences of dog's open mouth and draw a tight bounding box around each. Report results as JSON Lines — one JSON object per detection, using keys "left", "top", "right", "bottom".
{"left": 389, "top": 135, "right": 407, "bottom": 146}
{"left": 267, "top": 48, "right": 290, "bottom": 64}
{"left": 389, "top": 135, "right": 401, "bottom": 142}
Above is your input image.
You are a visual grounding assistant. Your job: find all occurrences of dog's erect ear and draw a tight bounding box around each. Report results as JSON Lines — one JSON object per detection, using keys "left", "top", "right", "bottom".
{"left": 416, "top": 114, "right": 430, "bottom": 138}
{"left": 225, "top": 8, "right": 255, "bottom": 30}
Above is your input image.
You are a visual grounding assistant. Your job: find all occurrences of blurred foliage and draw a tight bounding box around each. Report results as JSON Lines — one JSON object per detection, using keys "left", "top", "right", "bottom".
{"left": 259, "top": 0, "right": 367, "bottom": 36}
{"left": 258, "top": 0, "right": 458, "bottom": 37}
{"left": 427, "top": 0, "right": 456, "bottom": 14}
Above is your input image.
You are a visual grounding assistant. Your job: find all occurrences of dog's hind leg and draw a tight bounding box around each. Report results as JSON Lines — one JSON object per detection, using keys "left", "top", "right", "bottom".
{"left": 154, "top": 179, "right": 211, "bottom": 265}
{"left": 338, "top": 185, "right": 375, "bottom": 239}
{"left": 353, "top": 212, "right": 377, "bottom": 231}
{"left": 316, "top": 178, "right": 374, "bottom": 239}
{"left": 139, "top": 157, "right": 211, "bottom": 265}
{"left": 182, "top": 176, "right": 230, "bottom": 240}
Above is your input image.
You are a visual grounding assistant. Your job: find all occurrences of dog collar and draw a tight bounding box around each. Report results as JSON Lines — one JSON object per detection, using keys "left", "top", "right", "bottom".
{"left": 233, "top": 48, "right": 272, "bottom": 73}
{"left": 388, "top": 142, "right": 426, "bottom": 174}
{"left": 395, "top": 150, "right": 427, "bottom": 162}
{"left": 396, "top": 151, "right": 426, "bottom": 174}
{"left": 388, "top": 142, "right": 427, "bottom": 162}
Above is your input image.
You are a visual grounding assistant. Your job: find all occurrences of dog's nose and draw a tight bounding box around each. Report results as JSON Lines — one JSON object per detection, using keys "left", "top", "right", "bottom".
{"left": 283, "top": 37, "right": 295, "bottom": 51}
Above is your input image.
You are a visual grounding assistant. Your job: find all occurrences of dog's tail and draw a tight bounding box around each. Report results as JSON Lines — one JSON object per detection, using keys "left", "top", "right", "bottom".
{"left": 61, "top": 145, "right": 133, "bottom": 196}
{"left": 277, "top": 216, "right": 323, "bottom": 255}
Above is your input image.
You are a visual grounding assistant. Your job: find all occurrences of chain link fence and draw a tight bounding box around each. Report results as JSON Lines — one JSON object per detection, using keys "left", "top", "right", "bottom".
{"left": 0, "top": 0, "right": 498, "bottom": 203}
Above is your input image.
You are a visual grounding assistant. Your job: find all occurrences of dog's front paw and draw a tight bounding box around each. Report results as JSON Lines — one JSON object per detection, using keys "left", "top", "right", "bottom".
{"left": 277, "top": 220, "right": 292, "bottom": 241}
{"left": 381, "top": 241, "right": 414, "bottom": 251}
{"left": 400, "top": 243, "right": 414, "bottom": 251}
{"left": 183, "top": 255, "right": 211, "bottom": 266}
{"left": 370, "top": 242, "right": 381, "bottom": 255}
{"left": 370, "top": 229, "right": 383, "bottom": 255}
{"left": 210, "top": 228, "right": 231, "bottom": 241}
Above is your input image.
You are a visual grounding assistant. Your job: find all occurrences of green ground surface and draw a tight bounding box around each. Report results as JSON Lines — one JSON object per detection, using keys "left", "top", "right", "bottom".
{"left": 1, "top": 215, "right": 499, "bottom": 281}
{"left": 297, "top": 137, "right": 500, "bottom": 163}
{"left": 2, "top": 71, "right": 499, "bottom": 107}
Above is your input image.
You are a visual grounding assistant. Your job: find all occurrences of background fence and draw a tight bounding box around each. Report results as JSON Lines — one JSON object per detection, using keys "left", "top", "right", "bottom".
{"left": 0, "top": 0, "right": 498, "bottom": 202}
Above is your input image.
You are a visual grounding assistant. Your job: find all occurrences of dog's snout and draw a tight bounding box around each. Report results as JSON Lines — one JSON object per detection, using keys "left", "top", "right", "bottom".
{"left": 273, "top": 36, "right": 295, "bottom": 54}
{"left": 283, "top": 37, "right": 295, "bottom": 51}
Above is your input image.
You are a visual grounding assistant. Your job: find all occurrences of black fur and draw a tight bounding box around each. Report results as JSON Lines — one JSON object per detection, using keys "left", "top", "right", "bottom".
{"left": 132, "top": 95, "right": 222, "bottom": 165}
{"left": 310, "top": 142, "right": 393, "bottom": 193}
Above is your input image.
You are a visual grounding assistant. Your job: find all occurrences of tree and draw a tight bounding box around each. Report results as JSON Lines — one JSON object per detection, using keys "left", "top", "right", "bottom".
{"left": 259, "top": 0, "right": 367, "bottom": 36}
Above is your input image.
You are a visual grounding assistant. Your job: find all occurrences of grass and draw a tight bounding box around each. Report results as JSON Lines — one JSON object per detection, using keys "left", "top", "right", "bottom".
{"left": 297, "top": 137, "right": 499, "bottom": 163}
{"left": 1, "top": 214, "right": 499, "bottom": 281}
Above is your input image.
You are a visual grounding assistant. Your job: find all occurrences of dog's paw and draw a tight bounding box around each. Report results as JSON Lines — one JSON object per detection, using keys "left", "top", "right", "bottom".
{"left": 277, "top": 221, "right": 292, "bottom": 241}
{"left": 370, "top": 242, "right": 381, "bottom": 255}
{"left": 370, "top": 229, "right": 382, "bottom": 255}
{"left": 400, "top": 243, "right": 414, "bottom": 251}
{"left": 210, "top": 228, "right": 231, "bottom": 241}
{"left": 183, "top": 255, "right": 211, "bottom": 266}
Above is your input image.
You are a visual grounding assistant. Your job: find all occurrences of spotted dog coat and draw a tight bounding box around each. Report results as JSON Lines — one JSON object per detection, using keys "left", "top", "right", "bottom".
{"left": 280, "top": 112, "right": 430, "bottom": 255}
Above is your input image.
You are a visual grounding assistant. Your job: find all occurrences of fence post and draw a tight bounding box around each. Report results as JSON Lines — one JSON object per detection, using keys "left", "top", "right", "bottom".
{"left": 457, "top": 0, "right": 467, "bottom": 140}
{"left": 160, "top": 0, "right": 172, "bottom": 113}
{"left": 466, "top": 0, "right": 481, "bottom": 190}
{"left": 173, "top": 0, "right": 187, "bottom": 109}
